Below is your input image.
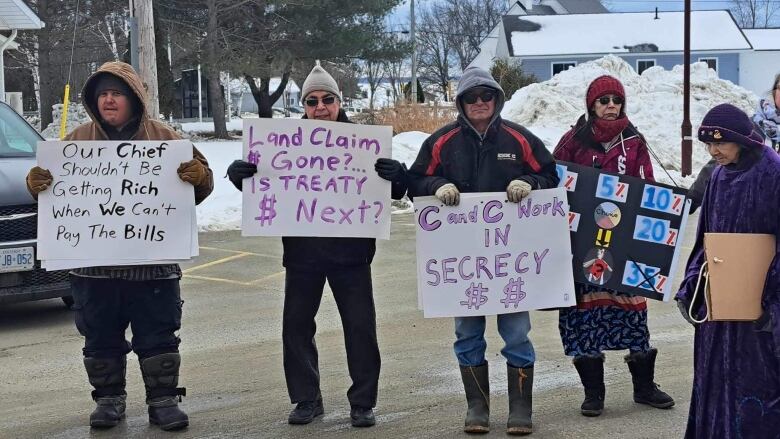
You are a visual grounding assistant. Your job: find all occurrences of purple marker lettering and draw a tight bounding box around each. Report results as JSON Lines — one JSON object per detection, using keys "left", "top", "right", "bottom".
{"left": 476, "top": 256, "right": 493, "bottom": 279}
{"left": 296, "top": 175, "right": 310, "bottom": 191}
{"left": 442, "top": 257, "right": 457, "bottom": 283}
{"left": 321, "top": 206, "right": 336, "bottom": 223}
{"left": 271, "top": 151, "right": 291, "bottom": 170}
{"left": 459, "top": 256, "right": 474, "bottom": 280}
{"left": 310, "top": 175, "right": 322, "bottom": 192}
{"left": 495, "top": 253, "right": 510, "bottom": 277}
{"left": 533, "top": 248, "right": 550, "bottom": 274}
{"left": 552, "top": 197, "right": 566, "bottom": 216}
{"left": 296, "top": 199, "right": 316, "bottom": 223}
{"left": 358, "top": 199, "right": 371, "bottom": 223}
{"left": 310, "top": 127, "right": 326, "bottom": 145}
{"left": 338, "top": 208, "right": 354, "bottom": 224}
{"left": 248, "top": 126, "right": 264, "bottom": 149}
{"left": 514, "top": 252, "right": 529, "bottom": 274}
{"left": 483, "top": 200, "right": 503, "bottom": 223}
{"left": 418, "top": 206, "right": 441, "bottom": 231}
{"left": 279, "top": 175, "right": 295, "bottom": 190}
{"left": 327, "top": 155, "right": 340, "bottom": 171}
{"left": 426, "top": 259, "right": 441, "bottom": 286}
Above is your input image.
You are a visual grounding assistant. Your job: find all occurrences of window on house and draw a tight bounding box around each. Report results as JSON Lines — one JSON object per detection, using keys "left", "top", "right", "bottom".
{"left": 699, "top": 57, "right": 718, "bottom": 72}
{"left": 636, "top": 59, "right": 656, "bottom": 75}
{"left": 552, "top": 62, "right": 577, "bottom": 76}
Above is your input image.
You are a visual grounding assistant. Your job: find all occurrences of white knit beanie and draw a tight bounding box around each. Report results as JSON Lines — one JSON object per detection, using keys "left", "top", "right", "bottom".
{"left": 301, "top": 60, "right": 342, "bottom": 102}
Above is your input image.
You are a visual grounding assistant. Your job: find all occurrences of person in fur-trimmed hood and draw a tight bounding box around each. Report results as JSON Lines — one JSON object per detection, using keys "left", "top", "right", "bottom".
{"left": 553, "top": 75, "right": 674, "bottom": 418}
{"left": 25, "top": 61, "right": 213, "bottom": 431}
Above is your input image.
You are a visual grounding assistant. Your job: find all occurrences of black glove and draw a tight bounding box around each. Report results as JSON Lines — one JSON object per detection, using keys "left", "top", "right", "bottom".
{"left": 676, "top": 299, "right": 697, "bottom": 327}
{"left": 755, "top": 311, "right": 772, "bottom": 333}
{"left": 226, "top": 160, "right": 257, "bottom": 191}
{"left": 375, "top": 158, "right": 407, "bottom": 183}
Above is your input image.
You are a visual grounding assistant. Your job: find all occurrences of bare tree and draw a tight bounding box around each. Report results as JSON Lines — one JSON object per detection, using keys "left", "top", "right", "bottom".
{"left": 442, "top": 0, "right": 508, "bottom": 70}
{"left": 417, "top": 3, "right": 454, "bottom": 101}
{"left": 731, "top": 0, "right": 780, "bottom": 27}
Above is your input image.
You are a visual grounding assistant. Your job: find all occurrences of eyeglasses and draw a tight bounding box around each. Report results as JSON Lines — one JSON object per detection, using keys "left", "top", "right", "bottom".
{"left": 597, "top": 96, "right": 624, "bottom": 106}
{"left": 463, "top": 90, "right": 496, "bottom": 105}
{"left": 304, "top": 95, "right": 337, "bottom": 107}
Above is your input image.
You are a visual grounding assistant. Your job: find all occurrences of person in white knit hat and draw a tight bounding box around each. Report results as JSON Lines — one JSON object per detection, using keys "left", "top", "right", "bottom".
{"left": 227, "top": 60, "right": 408, "bottom": 429}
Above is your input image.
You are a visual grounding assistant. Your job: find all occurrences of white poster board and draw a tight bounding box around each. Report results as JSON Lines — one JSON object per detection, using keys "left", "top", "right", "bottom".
{"left": 415, "top": 189, "right": 577, "bottom": 317}
{"left": 36, "top": 140, "right": 197, "bottom": 267}
{"left": 241, "top": 118, "right": 392, "bottom": 239}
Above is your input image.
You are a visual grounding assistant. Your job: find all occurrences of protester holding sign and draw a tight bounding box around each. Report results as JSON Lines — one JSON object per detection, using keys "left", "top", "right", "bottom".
{"left": 408, "top": 66, "right": 558, "bottom": 435}
{"left": 676, "top": 104, "right": 780, "bottom": 438}
{"left": 553, "top": 75, "right": 674, "bottom": 417}
{"left": 25, "top": 61, "right": 213, "bottom": 431}
{"left": 226, "top": 61, "right": 406, "bottom": 428}
{"left": 753, "top": 73, "right": 780, "bottom": 150}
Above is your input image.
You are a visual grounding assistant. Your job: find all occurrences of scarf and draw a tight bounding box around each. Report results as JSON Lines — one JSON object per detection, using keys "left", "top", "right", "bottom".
{"left": 591, "top": 116, "right": 629, "bottom": 143}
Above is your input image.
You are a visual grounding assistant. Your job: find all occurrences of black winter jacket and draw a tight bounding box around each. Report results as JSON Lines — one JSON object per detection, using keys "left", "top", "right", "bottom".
{"left": 283, "top": 110, "right": 381, "bottom": 270}
{"left": 408, "top": 115, "right": 559, "bottom": 196}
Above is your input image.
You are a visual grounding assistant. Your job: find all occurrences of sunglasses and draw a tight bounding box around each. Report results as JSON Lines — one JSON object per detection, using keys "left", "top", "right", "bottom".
{"left": 463, "top": 90, "right": 496, "bottom": 105}
{"left": 597, "top": 95, "right": 624, "bottom": 106}
{"left": 304, "top": 95, "right": 337, "bottom": 107}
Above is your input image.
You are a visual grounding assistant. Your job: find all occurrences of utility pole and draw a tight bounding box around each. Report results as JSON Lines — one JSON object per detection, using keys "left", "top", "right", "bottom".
{"left": 130, "top": 0, "right": 160, "bottom": 119}
{"left": 681, "top": 0, "right": 692, "bottom": 176}
{"left": 410, "top": 0, "right": 418, "bottom": 104}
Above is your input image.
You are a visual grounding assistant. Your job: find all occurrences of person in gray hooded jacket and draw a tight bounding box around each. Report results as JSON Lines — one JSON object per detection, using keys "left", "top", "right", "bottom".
{"left": 408, "top": 67, "right": 558, "bottom": 435}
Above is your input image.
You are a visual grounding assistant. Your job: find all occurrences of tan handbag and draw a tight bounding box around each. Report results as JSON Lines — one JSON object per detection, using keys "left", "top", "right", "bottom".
{"left": 689, "top": 233, "right": 775, "bottom": 322}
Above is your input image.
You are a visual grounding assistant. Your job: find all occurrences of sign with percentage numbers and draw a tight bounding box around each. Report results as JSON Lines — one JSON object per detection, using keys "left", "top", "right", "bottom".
{"left": 414, "top": 190, "right": 576, "bottom": 318}
{"left": 241, "top": 119, "right": 393, "bottom": 238}
{"left": 556, "top": 162, "right": 691, "bottom": 301}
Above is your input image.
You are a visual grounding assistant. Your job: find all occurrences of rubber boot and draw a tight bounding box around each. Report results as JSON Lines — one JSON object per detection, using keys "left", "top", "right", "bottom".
{"left": 506, "top": 365, "right": 533, "bottom": 435}
{"left": 459, "top": 363, "right": 490, "bottom": 433}
{"left": 624, "top": 348, "right": 675, "bottom": 409}
{"left": 84, "top": 356, "right": 127, "bottom": 428}
{"left": 572, "top": 354, "right": 605, "bottom": 417}
{"left": 140, "top": 353, "right": 189, "bottom": 431}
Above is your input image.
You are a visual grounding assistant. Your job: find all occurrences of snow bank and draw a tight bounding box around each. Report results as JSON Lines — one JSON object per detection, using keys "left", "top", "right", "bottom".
{"left": 502, "top": 54, "right": 759, "bottom": 185}
{"left": 41, "top": 103, "right": 91, "bottom": 139}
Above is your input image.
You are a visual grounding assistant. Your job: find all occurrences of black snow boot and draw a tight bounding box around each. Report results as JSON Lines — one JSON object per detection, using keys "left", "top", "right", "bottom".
{"left": 140, "top": 353, "right": 189, "bottom": 431}
{"left": 288, "top": 397, "right": 324, "bottom": 425}
{"left": 506, "top": 364, "right": 533, "bottom": 435}
{"left": 459, "top": 363, "right": 490, "bottom": 433}
{"left": 624, "top": 348, "right": 675, "bottom": 409}
{"left": 84, "top": 356, "right": 127, "bottom": 428}
{"left": 572, "top": 354, "right": 605, "bottom": 417}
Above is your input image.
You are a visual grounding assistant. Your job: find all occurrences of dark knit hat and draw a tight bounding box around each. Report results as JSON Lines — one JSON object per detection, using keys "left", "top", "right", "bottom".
{"left": 586, "top": 75, "right": 626, "bottom": 110}
{"left": 698, "top": 103, "right": 765, "bottom": 148}
{"left": 93, "top": 73, "right": 133, "bottom": 97}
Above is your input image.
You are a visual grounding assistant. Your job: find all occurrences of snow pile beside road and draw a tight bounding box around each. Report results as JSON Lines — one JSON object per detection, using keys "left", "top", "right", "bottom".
{"left": 502, "top": 54, "right": 759, "bottom": 185}
{"left": 41, "top": 103, "right": 91, "bottom": 139}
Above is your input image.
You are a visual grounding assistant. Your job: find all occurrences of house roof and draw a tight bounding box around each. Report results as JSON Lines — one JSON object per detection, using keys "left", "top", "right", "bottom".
{"left": 742, "top": 28, "right": 780, "bottom": 51}
{"left": 508, "top": 10, "right": 751, "bottom": 58}
{"left": 554, "top": 0, "right": 608, "bottom": 14}
{"left": 0, "top": 0, "right": 44, "bottom": 30}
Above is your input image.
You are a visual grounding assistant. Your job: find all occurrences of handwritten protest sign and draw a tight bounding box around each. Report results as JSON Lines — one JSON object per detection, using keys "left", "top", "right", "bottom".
{"left": 557, "top": 161, "right": 691, "bottom": 301}
{"left": 36, "top": 140, "right": 197, "bottom": 267}
{"left": 415, "top": 189, "right": 576, "bottom": 318}
{"left": 241, "top": 118, "right": 392, "bottom": 239}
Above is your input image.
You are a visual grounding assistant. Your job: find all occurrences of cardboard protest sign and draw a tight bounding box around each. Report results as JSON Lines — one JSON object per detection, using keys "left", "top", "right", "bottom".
{"left": 241, "top": 118, "right": 392, "bottom": 239}
{"left": 36, "top": 140, "right": 197, "bottom": 267}
{"left": 557, "top": 161, "right": 691, "bottom": 301}
{"left": 415, "top": 189, "right": 576, "bottom": 318}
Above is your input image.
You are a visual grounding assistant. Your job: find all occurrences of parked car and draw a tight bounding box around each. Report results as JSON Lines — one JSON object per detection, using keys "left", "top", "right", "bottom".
{"left": 0, "top": 101, "right": 72, "bottom": 307}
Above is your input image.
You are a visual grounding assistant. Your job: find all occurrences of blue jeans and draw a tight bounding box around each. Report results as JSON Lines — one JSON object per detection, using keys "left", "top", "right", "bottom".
{"left": 454, "top": 312, "right": 535, "bottom": 368}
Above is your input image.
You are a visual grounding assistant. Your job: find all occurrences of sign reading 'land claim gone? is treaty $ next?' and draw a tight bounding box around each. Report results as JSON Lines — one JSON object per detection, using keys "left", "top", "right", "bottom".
{"left": 240, "top": 118, "right": 392, "bottom": 239}
{"left": 415, "top": 189, "right": 576, "bottom": 318}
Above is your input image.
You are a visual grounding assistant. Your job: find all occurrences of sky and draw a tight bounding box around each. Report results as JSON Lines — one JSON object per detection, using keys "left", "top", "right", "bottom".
{"left": 389, "top": 1, "right": 743, "bottom": 24}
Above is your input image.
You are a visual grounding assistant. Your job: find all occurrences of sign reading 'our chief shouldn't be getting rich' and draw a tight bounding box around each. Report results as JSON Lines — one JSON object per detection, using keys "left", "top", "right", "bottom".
{"left": 37, "top": 140, "right": 198, "bottom": 270}
{"left": 415, "top": 189, "right": 576, "bottom": 318}
{"left": 241, "top": 118, "right": 393, "bottom": 239}
{"left": 557, "top": 161, "right": 691, "bottom": 301}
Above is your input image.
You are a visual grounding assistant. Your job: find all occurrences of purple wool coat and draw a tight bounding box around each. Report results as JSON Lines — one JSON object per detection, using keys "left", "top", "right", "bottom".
{"left": 676, "top": 146, "right": 780, "bottom": 439}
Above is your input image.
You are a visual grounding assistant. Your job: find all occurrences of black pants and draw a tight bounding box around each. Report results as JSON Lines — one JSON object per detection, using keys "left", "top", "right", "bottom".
{"left": 71, "top": 276, "right": 183, "bottom": 359}
{"left": 282, "top": 265, "right": 380, "bottom": 408}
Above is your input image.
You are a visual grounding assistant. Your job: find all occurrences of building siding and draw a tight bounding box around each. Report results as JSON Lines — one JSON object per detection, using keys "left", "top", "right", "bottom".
{"left": 518, "top": 52, "right": 741, "bottom": 83}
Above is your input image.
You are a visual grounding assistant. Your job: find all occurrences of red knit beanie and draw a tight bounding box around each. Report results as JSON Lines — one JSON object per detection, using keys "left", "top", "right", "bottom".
{"left": 586, "top": 75, "right": 626, "bottom": 111}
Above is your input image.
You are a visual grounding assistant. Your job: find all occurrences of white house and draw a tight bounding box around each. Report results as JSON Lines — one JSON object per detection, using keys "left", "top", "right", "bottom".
{"left": 740, "top": 28, "right": 780, "bottom": 98}
{"left": 230, "top": 77, "right": 301, "bottom": 115}
{"left": 0, "top": 0, "right": 44, "bottom": 103}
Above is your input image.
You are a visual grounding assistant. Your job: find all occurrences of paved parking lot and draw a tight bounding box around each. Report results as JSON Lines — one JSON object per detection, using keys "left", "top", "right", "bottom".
{"left": 0, "top": 213, "right": 698, "bottom": 438}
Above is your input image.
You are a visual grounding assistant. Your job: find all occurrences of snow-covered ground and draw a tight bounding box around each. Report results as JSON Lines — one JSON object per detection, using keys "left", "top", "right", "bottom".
{"left": 181, "top": 118, "right": 244, "bottom": 134}
{"left": 180, "top": 55, "right": 764, "bottom": 230}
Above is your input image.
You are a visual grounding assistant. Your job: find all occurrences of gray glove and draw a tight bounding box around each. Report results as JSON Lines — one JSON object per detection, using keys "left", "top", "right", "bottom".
{"left": 506, "top": 179, "right": 532, "bottom": 203}
{"left": 435, "top": 183, "right": 460, "bottom": 206}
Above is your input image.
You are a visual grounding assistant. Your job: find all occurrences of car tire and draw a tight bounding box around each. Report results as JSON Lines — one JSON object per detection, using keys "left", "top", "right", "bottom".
{"left": 61, "top": 296, "right": 75, "bottom": 309}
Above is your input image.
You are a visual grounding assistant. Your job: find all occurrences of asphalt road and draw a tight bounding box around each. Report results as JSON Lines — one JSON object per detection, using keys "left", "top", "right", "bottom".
{"left": 0, "top": 212, "right": 698, "bottom": 439}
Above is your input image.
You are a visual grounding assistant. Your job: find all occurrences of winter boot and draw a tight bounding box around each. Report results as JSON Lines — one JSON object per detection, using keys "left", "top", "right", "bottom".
{"left": 288, "top": 397, "right": 324, "bottom": 424}
{"left": 140, "top": 353, "right": 189, "bottom": 431}
{"left": 84, "top": 356, "right": 127, "bottom": 428}
{"left": 572, "top": 354, "right": 605, "bottom": 417}
{"left": 506, "top": 365, "right": 533, "bottom": 435}
{"left": 624, "top": 348, "right": 675, "bottom": 409}
{"left": 459, "top": 363, "right": 490, "bottom": 433}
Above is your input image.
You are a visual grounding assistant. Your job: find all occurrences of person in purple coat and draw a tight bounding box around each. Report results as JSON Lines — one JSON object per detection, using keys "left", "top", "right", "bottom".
{"left": 676, "top": 103, "right": 780, "bottom": 438}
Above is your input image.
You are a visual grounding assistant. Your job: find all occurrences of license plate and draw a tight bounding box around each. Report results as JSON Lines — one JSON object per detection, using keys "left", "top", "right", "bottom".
{"left": 0, "top": 246, "right": 35, "bottom": 273}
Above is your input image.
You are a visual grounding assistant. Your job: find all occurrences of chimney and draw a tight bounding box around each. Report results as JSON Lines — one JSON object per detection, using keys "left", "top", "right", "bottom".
{"left": 655, "top": 7, "right": 659, "bottom": 19}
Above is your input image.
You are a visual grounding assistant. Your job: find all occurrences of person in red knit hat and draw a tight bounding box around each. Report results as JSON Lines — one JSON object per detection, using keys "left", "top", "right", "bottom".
{"left": 553, "top": 75, "right": 675, "bottom": 417}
